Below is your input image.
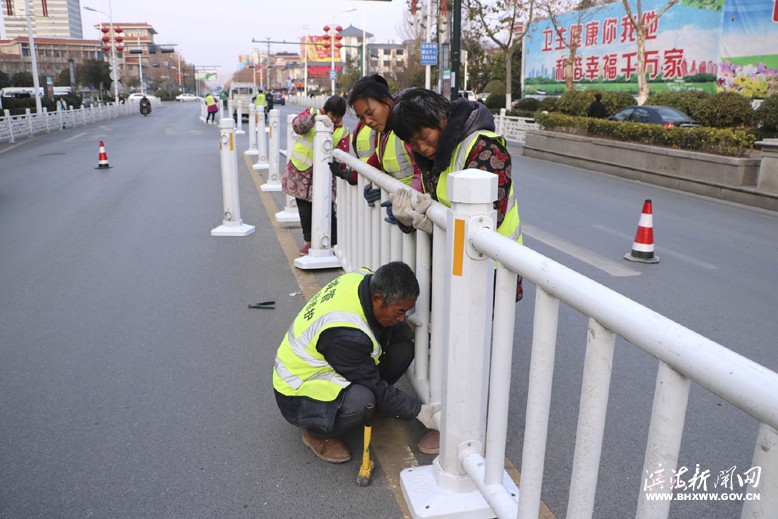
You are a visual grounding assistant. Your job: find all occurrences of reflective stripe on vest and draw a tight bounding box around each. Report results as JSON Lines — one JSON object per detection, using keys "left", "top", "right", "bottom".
{"left": 205, "top": 96, "right": 216, "bottom": 107}
{"left": 355, "top": 125, "right": 375, "bottom": 162}
{"left": 438, "top": 131, "right": 522, "bottom": 243}
{"left": 376, "top": 131, "right": 414, "bottom": 186}
{"left": 254, "top": 93, "right": 267, "bottom": 107}
{"left": 272, "top": 270, "right": 381, "bottom": 401}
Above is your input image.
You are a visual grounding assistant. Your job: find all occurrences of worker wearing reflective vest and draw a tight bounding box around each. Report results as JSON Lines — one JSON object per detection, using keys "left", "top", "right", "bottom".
{"left": 281, "top": 96, "right": 351, "bottom": 255}
{"left": 352, "top": 120, "right": 376, "bottom": 162}
{"left": 346, "top": 74, "right": 423, "bottom": 193}
{"left": 273, "top": 262, "right": 438, "bottom": 464}
{"left": 389, "top": 87, "right": 522, "bottom": 245}
{"left": 254, "top": 89, "right": 267, "bottom": 109}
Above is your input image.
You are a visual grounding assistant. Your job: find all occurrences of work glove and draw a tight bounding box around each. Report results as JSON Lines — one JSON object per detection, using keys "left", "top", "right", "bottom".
{"left": 328, "top": 161, "right": 357, "bottom": 185}
{"left": 363, "top": 184, "right": 381, "bottom": 207}
{"left": 389, "top": 188, "right": 414, "bottom": 227}
{"left": 416, "top": 403, "right": 440, "bottom": 430}
{"left": 408, "top": 192, "right": 434, "bottom": 234}
{"left": 380, "top": 200, "right": 397, "bottom": 225}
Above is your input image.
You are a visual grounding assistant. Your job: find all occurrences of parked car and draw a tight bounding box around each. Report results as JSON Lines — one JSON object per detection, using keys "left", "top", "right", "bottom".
{"left": 176, "top": 93, "right": 201, "bottom": 102}
{"left": 272, "top": 93, "right": 285, "bottom": 105}
{"left": 608, "top": 105, "right": 700, "bottom": 128}
{"left": 127, "top": 93, "right": 145, "bottom": 102}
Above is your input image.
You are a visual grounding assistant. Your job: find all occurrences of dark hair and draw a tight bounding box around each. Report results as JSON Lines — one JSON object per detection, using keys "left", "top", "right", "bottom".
{"left": 369, "top": 261, "right": 420, "bottom": 305}
{"left": 323, "top": 95, "right": 347, "bottom": 117}
{"left": 594, "top": 93, "right": 602, "bottom": 101}
{"left": 348, "top": 74, "right": 392, "bottom": 108}
{"left": 390, "top": 88, "right": 452, "bottom": 142}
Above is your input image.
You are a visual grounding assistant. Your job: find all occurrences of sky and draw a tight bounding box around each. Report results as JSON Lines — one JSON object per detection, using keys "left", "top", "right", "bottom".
{"left": 79, "top": 0, "right": 412, "bottom": 83}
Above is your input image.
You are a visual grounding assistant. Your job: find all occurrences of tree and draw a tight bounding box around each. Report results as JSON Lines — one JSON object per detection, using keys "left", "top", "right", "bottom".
{"left": 55, "top": 68, "right": 71, "bottom": 86}
{"left": 0, "top": 70, "right": 10, "bottom": 89}
{"left": 462, "top": 0, "right": 536, "bottom": 108}
{"left": 77, "top": 60, "right": 110, "bottom": 95}
{"left": 11, "top": 71, "right": 34, "bottom": 87}
{"left": 622, "top": 0, "right": 678, "bottom": 104}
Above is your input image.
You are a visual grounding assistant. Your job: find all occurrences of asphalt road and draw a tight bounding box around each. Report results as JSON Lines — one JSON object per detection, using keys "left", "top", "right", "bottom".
{"left": 1, "top": 101, "right": 777, "bottom": 518}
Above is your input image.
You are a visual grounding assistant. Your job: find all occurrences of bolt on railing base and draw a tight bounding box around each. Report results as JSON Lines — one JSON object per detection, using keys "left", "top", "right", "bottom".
{"left": 401, "top": 461, "right": 516, "bottom": 519}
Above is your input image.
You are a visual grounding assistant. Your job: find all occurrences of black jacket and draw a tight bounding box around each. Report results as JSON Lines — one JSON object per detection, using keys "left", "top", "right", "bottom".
{"left": 274, "top": 275, "right": 422, "bottom": 423}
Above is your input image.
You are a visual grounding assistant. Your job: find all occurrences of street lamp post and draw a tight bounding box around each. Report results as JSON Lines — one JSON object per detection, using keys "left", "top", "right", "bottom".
{"left": 23, "top": 0, "right": 42, "bottom": 113}
{"left": 85, "top": 3, "right": 121, "bottom": 102}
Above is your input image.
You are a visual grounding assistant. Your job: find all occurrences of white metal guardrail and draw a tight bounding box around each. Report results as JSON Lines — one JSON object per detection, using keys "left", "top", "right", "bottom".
{"left": 276, "top": 117, "right": 777, "bottom": 518}
{"left": 0, "top": 99, "right": 155, "bottom": 144}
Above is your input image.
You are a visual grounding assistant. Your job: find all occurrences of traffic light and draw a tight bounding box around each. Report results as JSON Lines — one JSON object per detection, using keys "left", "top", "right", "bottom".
{"left": 128, "top": 49, "right": 143, "bottom": 54}
{"left": 160, "top": 48, "right": 175, "bottom": 54}
{"left": 148, "top": 44, "right": 157, "bottom": 54}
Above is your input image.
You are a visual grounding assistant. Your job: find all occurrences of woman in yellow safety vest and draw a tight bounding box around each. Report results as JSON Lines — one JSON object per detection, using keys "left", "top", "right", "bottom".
{"left": 390, "top": 87, "right": 524, "bottom": 303}
{"left": 281, "top": 95, "right": 351, "bottom": 255}
{"left": 347, "top": 75, "right": 422, "bottom": 193}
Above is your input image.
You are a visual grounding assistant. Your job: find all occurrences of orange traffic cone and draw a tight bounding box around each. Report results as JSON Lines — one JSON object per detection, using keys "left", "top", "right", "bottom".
{"left": 624, "top": 199, "right": 659, "bottom": 263}
{"left": 96, "top": 140, "right": 111, "bottom": 169}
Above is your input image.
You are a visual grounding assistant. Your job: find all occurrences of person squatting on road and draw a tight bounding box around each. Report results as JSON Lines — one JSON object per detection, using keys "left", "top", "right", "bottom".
{"left": 281, "top": 95, "right": 350, "bottom": 256}
{"left": 273, "top": 262, "right": 438, "bottom": 463}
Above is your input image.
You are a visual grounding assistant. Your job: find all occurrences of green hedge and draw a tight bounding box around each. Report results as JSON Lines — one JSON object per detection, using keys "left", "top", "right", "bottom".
{"left": 534, "top": 112, "right": 757, "bottom": 157}
{"left": 755, "top": 94, "right": 778, "bottom": 138}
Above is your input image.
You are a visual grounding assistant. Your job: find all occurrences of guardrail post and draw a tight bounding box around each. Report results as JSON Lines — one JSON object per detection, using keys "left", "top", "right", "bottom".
{"left": 4, "top": 109, "right": 15, "bottom": 143}
{"left": 58, "top": 104, "right": 64, "bottom": 129}
{"left": 42, "top": 107, "right": 50, "bottom": 133}
{"left": 201, "top": 99, "right": 207, "bottom": 122}
{"left": 275, "top": 113, "right": 301, "bottom": 226}
{"left": 293, "top": 115, "right": 340, "bottom": 269}
{"left": 262, "top": 108, "right": 281, "bottom": 191}
{"left": 741, "top": 423, "right": 778, "bottom": 519}
{"left": 210, "top": 118, "right": 256, "bottom": 237}
{"left": 254, "top": 108, "right": 271, "bottom": 174}
{"left": 402, "top": 169, "right": 507, "bottom": 518}
{"left": 245, "top": 103, "right": 258, "bottom": 156}
{"left": 235, "top": 103, "right": 245, "bottom": 135}
{"left": 26, "top": 108, "right": 33, "bottom": 137}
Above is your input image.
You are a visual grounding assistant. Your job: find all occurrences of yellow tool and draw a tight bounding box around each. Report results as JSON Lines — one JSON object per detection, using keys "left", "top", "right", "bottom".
{"left": 356, "top": 402, "right": 376, "bottom": 486}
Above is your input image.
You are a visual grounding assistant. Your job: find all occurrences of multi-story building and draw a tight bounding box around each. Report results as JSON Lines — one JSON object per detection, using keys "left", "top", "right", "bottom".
{"left": 367, "top": 41, "right": 407, "bottom": 77}
{"left": 1, "top": 0, "right": 83, "bottom": 39}
{"left": 0, "top": 36, "right": 100, "bottom": 78}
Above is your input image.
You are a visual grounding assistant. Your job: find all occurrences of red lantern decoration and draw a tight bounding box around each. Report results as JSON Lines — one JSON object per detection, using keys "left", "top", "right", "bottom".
{"left": 102, "top": 36, "right": 110, "bottom": 43}
{"left": 114, "top": 27, "right": 123, "bottom": 33}
{"left": 335, "top": 25, "right": 342, "bottom": 32}
{"left": 115, "top": 35, "right": 124, "bottom": 43}
{"left": 101, "top": 26, "right": 110, "bottom": 34}
{"left": 102, "top": 45, "right": 110, "bottom": 52}
{"left": 323, "top": 25, "right": 330, "bottom": 33}
{"left": 116, "top": 45, "right": 124, "bottom": 51}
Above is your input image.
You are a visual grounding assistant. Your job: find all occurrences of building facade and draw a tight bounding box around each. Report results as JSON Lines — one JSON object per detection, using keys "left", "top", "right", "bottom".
{"left": 1, "top": 0, "right": 83, "bottom": 39}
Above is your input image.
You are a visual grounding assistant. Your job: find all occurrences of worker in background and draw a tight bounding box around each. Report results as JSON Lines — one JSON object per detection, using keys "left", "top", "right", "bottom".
{"left": 254, "top": 88, "right": 268, "bottom": 121}
{"left": 219, "top": 89, "right": 228, "bottom": 108}
{"left": 281, "top": 95, "right": 350, "bottom": 256}
{"left": 587, "top": 92, "right": 608, "bottom": 118}
{"left": 273, "top": 262, "right": 438, "bottom": 463}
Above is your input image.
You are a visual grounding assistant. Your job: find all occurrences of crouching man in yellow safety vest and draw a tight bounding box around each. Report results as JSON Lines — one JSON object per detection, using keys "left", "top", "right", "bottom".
{"left": 273, "top": 262, "right": 438, "bottom": 463}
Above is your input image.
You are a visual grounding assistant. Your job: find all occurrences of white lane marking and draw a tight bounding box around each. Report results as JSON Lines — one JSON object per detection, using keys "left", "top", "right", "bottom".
{"left": 0, "top": 142, "right": 23, "bottom": 154}
{"left": 63, "top": 132, "right": 87, "bottom": 142}
{"left": 524, "top": 224, "right": 641, "bottom": 277}
{"left": 593, "top": 224, "right": 718, "bottom": 270}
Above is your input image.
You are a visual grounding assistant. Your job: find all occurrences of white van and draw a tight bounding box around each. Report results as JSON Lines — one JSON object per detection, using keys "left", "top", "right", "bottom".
{"left": 228, "top": 82, "right": 257, "bottom": 121}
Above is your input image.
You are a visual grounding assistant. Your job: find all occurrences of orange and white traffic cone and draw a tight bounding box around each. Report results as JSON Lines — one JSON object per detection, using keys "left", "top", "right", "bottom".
{"left": 95, "top": 140, "right": 111, "bottom": 169}
{"left": 624, "top": 199, "right": 659, "bottom": 263}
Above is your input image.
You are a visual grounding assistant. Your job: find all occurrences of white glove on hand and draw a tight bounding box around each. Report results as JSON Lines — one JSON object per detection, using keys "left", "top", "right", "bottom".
{"left": 416, "top": 403, "right": 440, "bottom": 430}
{"left": 410, "top": 193, "right": 433, "bottom": 234}
{"left": 390, "top": 188, "right": 414, "bottom": 227}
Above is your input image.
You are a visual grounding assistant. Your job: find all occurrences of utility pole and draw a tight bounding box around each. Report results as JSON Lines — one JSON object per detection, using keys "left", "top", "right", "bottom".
{"left": 266, "top": 37, "right": 272, "bottom": 90}
{"left": 450, "top": 0, "right": 461, "bottom": 101}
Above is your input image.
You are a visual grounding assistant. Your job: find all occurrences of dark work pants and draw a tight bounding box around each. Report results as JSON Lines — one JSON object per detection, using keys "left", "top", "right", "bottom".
{"left": 296, "top": 198, "right": 337, "bottom": 246}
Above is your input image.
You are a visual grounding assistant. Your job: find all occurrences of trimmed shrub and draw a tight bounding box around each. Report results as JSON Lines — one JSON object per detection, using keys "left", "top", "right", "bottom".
{"left": 515, "top": 97, "right": 540, "bottom": 112}
{"left": 555, "top": 90, "right": 596, "bottom": 116}
{"left": 485, "top": 93, "right": 506, "bottom": 110}
{"left": 754, "top": 94, "right": 778, "bottom": 137}
{"left": 538, "top": 97, "right": 558, "bottom": 113}
{"left": 647, "top": 90, "right": 708, "bottom": 120}
{"left": 603, "top": 91, "right": 637, "bottom": 116}
{"left": 695, "top": 91, "right": 754, "bottom": 128}
{"left": 534, "top": 112, "right": 757, "bottom": 157}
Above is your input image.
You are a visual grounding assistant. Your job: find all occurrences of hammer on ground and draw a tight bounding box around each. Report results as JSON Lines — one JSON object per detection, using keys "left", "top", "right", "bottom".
{"left": 356, "top": 402, "right": 376, "bottom": 486}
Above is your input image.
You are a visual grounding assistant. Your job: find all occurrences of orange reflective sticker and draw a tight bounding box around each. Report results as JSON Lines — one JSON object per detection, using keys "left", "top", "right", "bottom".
{"left": 453, "top": 218, "right": 465, "bottom": 276}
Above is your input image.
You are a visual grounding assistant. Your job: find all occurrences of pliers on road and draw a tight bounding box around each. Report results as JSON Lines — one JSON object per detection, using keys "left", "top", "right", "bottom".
{"left": 248, "top": 300, "right": 275, "bottom": 309}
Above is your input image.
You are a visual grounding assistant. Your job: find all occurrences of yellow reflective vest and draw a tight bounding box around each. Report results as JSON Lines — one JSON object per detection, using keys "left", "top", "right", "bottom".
{"left": 204, "top": 95, "right": 216, "bottom": 107}
{"left": 291, "top": 109, "right": 350, "bottom": 171}
{"left": 273, "top": 270, "right": 381, "bottom": 401}
{"left": 437, "top": 130, "right": 522, "bottom": 243}
{"left": 376, "top": 131, "right": 415, "bottom": 186}
{"left": 354, "top": 124, "right": 375, "bottom": 162}
{"left": 254, "top": 92, "right": 267, "bottom": 107}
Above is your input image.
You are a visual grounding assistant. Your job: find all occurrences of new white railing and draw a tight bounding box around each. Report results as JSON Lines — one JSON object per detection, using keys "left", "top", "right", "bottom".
{"left": 0, "top": 100, "right": 145, "bottom": 144}
{"left": 261, "top": 115, "right": 778, "bottom": 519}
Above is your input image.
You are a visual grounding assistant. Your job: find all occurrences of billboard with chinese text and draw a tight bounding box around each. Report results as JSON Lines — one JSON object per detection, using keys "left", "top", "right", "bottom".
{"left": 522, "top": 0, "right": 778, "bottom": 97}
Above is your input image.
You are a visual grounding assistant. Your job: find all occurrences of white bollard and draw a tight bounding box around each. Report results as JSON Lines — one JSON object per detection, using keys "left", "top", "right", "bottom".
{"left": 211, "top": 118, "right": 256, "bottom": 237}
{"left": 276, "top": 113, "right": 301, "bottom": 227}
{"left": 219, "top": 97, "right": 224, "bottom": 121}
{"left": 200, "top": 100, "right": 206, "bottom": 122}
{"left": 245, "top": 103, "right": 258, "bottom": 156}
{"left": 235, "top": 103, "right": 245, "bottom": 134}
{"left": 293, "top": 116, "right": 340, "bottom": 269}
{"left": 253, "top": 107, "right": 270, "bottom": 172}
{"left": 260, "top": 108, "right": 280, "bottom": 191}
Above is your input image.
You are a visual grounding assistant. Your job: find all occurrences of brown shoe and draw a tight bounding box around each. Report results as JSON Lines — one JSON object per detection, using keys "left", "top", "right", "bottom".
{"left": 418, "top": 429, "right": 440, "bottom": 455}
{"left": 301, "top": 428, "right": 351, "bottom": 463}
